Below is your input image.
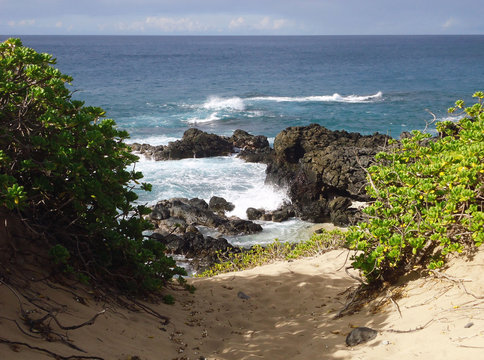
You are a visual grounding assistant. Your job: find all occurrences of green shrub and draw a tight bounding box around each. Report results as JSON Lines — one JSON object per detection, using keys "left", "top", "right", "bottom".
{"left": 0, "top": 38, "right": 185, "bottom": 293}
{"left": 347, "top": 92, "right": 484, "bottom": 284}
{"left": 162, "top": 294, "right": 175, "bottom": 305}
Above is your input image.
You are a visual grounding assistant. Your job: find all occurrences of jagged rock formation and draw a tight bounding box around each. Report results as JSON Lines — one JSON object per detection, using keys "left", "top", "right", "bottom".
{"left": 133, "top": 125, "right": 392, "bottom": 227}
{"left": 265, "top": 124, "right": 391, "bottom": 225}
{"left": 130, "top": 128, "right": 273, "bottom": 162}
{"left": 148, "top": 197, "right": 262, "bottom": 270}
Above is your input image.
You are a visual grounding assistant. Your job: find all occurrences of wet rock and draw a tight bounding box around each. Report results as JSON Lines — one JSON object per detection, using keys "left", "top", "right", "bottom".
{"left": 246, "top": 207, "right": 265, "bottom": 220}
{"left": 217, "top": 219, "right": 263, "bottom": 235}
{"left": 148, "top": 197, "right": 262, "bottom": 269}
{"left": 151, "top": 198, "right": 262, "bottom": 236}
{"left": 265, "top": 124, "right": 391, "bottom": 225}
{"left": 160, "top": 128, "right": 234, "bottom": 160}
{"left": 209, "top": 196, "right": 235, "bottom": 215}
{"left": 188, "top": 198, "right": 209, "bottom": 210}
{"left": 156, "top": 217, "right": 187, "bottom": 235}
{"left": 150, "top": 204, "right": 170, "bottom": 221}
{"left": 152, "top": 231, "right": 239, "bottom": 270}
{"left": 271, "top": 205, "right": 295, "bottom": 222}
{"left": 345, "top": 327, "right": 378, "bottom": 346}
{"left": 230, "top": 129, "right": 274, "bottom": 163}
{"left": 131, "top": 129, "right": 273, "bottom": 163}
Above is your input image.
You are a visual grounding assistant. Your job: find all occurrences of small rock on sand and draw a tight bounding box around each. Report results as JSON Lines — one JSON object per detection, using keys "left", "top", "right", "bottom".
{"left": 237, "top": 291, "right": 250, "bottom": 300}
{"left": 345, "top": 327, "right": 378, "bottom": 346}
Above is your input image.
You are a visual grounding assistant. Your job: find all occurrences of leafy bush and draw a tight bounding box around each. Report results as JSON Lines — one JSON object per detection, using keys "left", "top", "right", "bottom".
{"left": 347, "top": 92, "right": 484, "bottom": 284}
{"left": 0, "top": 38, "right": 185, "bottom": 293}
{"left": 199, "top": 229, "right": 347, "bottom": 277}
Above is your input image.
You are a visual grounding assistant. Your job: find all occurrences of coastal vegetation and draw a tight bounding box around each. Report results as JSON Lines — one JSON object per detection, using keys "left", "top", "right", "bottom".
{"left": 201, "top": 94, "right": 484, "bottom": 285}
{"left": 1, "top": 37, "right": 482, "bottom": 292}
{"left": 347, "top": 92, "right": 484, "bottom": 284}
{"left": 0, "top": 38, "right": 185, "bottom": 294}
{"left": 199, "top": 229, "right": 347, "bottom": 277}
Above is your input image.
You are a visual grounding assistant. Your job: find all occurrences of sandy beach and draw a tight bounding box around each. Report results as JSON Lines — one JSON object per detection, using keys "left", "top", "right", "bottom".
{"left": 1, "top": 248, "right": 484, "bottom": 360}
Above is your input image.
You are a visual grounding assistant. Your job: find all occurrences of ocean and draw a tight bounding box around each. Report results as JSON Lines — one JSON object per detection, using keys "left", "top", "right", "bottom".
{"left": 7, "top": 35, "right": 484, "bottom": 245}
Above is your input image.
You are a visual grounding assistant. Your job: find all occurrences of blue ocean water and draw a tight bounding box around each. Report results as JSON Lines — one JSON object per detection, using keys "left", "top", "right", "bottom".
{"left": 6, "top": 35, "right": 484, "bottom": 245}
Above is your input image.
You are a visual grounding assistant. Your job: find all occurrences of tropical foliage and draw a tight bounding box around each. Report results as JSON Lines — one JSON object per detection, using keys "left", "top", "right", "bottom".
{"left": 347, "top": 92, "right": 484, "bottom": 284}
{"left": 199, "top": 229, "right": 347, "bottom": 277}
{"left": 0, "top": 38, "right": 185, "bottom": 293}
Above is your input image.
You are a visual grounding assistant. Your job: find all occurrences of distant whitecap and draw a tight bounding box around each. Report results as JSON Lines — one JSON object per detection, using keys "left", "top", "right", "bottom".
{"left": 187, "top": 112, "right": 221, "bottom": 124}
{"left": 250, "top": 91, "right": 383, "bottom": 103}
{"left": 202, "top": 96, "right": 246, "bottom": 111}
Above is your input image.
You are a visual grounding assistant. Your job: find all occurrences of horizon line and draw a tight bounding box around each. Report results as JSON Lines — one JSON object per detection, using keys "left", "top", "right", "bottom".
{"left": 2, "top": 33, "right": 484, "bottom": 37}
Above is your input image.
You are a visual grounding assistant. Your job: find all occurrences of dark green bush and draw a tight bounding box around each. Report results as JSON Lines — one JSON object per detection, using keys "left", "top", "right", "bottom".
{"left": 0, "top": 38, "right": 185, "bottom": 293}
{"left": 347, "top": 92, "right": 484, "bottom": 284}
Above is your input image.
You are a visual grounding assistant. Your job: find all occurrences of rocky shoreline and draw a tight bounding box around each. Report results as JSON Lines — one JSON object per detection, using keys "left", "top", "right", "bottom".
{"left": 132, "top": 124, "right": 391, "bottom": 270}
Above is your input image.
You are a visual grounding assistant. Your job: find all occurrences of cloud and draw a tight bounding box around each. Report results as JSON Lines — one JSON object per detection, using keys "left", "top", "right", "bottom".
{"left": 228, "top": 15, "right": 290, "bottom": 32}
{"left": 117, "top": 16, "right": 212, "bottom": 33}
{"left": 259, "top": 17, "right": 288, "bottom": 30}
{"left": 8, "top": 19, "right": 35, "bottom": 27}
{"left": 229, "top": 16, "right": 245, "bottom": 29}
{"left": 442, "top": 17, "right": 457, "bottom": 29}
{"left": 145, "top": 16, "right": 208, "bottom": 32}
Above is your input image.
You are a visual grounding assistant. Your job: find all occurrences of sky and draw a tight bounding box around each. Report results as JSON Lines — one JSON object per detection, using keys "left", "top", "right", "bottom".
{"left": 1, "top": 0, "right": 483, "bottom": 36}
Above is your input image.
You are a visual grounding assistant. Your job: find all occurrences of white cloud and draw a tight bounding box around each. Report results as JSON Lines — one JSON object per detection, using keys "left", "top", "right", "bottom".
{"left": 254, "top": 16, "right": 288, "bottom": 30}
{"left": 227, "top": 15, "right": 290, "bottom": 32}
{"left": 272, "top": 18, "right": 288, "bottom": 30}
{"left": 8, "top": 19, "right": 35, "bottom": 27}
{"left": 146, "top": 16, "right": 206, "bottom": 32}
{"left": 117, "top": 16, "right": 213, "bottom": 33}
{"left": 442, "top": 17, "right": 457, "bottom": 29}
{"left": 229, "top": 16, "right": 245, "bottom": 29}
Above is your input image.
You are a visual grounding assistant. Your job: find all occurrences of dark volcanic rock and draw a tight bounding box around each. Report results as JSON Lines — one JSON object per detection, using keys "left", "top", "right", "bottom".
{"left": 245, "top": 204, "right": 295, "bottom": 222}
{"left": 217, "top": 219, "right": 263, "bottom": 235}
{"left": 156, "top": 217, "right": 187, "bottom": 235}
{"left": 131, "top": 128, "right": 273, "bottom": 163}
{"left": 157, "top": 128, "right": 234, "bottom": 160}
{"left": 246, "top": 207, "right": 265, "bottom": 220}
{"left": 151, "top": 198, "right": 222, "bottom": 228}
{"left": 188, "top": 198, "right": 209, "bottom": 210}
{"left": 345, "top": 327, "right": 378, "bottom": 346}
{"left": 265, "top": 124, "right": 391, "bottom": 225}
{"left": 149, "top": 197, "right": 265, "bottom": 270}
{"left": 151, "top": 198, "right": 263, "bottom": 236}
{"left": 271, "top": 205, "right": 295, "bottom": 222}
{"left": 209, "top": 196, "right": 235, "bottom": 215}
{"left": 151, "top": 231, "right": 239, "bottom": 269}
{"left": 230, "top": 129, "right": 274, "bottom": 163}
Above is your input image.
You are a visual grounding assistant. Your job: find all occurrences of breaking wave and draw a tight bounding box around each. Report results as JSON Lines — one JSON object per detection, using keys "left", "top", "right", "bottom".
{"left": 250, "top": 91, "right": 383, "bottom": 103}
{"left": 202, "top": 96, "right": 246, "bottom": 111}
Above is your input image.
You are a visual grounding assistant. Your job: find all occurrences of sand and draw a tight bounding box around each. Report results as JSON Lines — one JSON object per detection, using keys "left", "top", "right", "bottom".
{"left": 1, "top": 248, "right": 484, "bottom": 359}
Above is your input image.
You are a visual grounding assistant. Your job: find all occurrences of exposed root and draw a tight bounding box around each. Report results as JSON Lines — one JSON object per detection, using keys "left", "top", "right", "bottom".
{"left": 431, "top": 269, "right": 484, "bottom": 299}
{"left": 381, "top": 319, "right": 434, "bottom": 333}
{"left": 0, "top": 337, "right": 104, "bottom": 360}
{"left": 334, "top": 286, "right": 362, "bottom": 319}
{"left": 1, "top": 276, "right": 107, "bottom": 359}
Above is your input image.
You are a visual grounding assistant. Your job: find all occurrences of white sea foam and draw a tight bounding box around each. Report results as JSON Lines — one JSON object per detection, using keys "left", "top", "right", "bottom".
{"left": 250, "top": 91, "right": 383, "bottom": 103}
{"left": 438, "top": 115, "right": 462, "bottom": 123}
{"left": 134, "top": 156, "right": 288, "bottom": 217}
{"left": 202, "top": 96, "right": 246, "bottom": 111}
{"left": 226, "top": 219, "right": 317, "bottom": 247}
{"left": 126, "top": 135, "right": 180, "bottom": 146}
{"left": 186, "top": 112, "right": 221, "bottom": 124}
